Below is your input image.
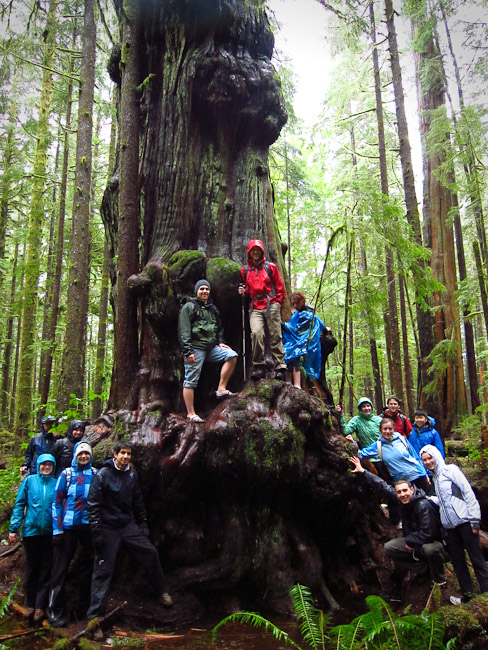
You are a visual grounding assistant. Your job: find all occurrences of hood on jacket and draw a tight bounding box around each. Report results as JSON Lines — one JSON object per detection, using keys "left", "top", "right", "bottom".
{"left": 67, "top": 419, "right": 86, "bottom": 441}
{"left": 419, "top": 444, "right": 445, "bottom": 476}
{"left": 247, "top": 239, "right": 266, "bottom": 267}
{"left": 37, "top": 453, "right": 56, "bottom": 476}
{"left": 357, "top": 397, "right": 374, "bottom": 416}
{"left": 40, "top": 415, "right": 56, "bottom": 436}
{"left": 71, "top": 440, "right": 93, "bottom": 470}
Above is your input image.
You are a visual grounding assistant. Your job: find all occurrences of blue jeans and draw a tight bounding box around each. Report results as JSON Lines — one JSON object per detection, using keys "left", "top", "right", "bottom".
{"left": 183, "top": 346, "right": 238, "bottom": 389}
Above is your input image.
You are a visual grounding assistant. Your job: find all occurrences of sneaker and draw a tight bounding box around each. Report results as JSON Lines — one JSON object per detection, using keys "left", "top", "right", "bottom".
{"left": 251, "top": 366, "right": 266, "bottom": 380}
{"left": 49, "top": 617, "right": 67, "bottom": 627}
{"left": 187, "top": 414, "right": 204, "bottom": 423}
{"left": 216, "top": 390, "right": 237, "bottom": 399}
{"left": 159, "top": 592, "right": 173, "bottom": 607}
{"left": 449, "top": 595, "right": 463, "bottom": 606}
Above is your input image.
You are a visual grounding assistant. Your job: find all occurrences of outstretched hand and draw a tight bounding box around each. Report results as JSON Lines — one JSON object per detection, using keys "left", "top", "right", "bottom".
{"left": 350, "top": 456, "right": 364, "bottom": 474}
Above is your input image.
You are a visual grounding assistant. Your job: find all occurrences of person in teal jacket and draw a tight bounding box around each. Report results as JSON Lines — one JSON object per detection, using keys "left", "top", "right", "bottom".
{"left": 9, "top": 453, "right": 56, "bottom": 623}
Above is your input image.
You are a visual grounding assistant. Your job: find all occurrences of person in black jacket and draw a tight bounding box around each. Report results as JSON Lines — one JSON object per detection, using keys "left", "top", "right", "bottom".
{"left": 86, "top": 441, "right": 172, "bottom": 618}
{"left": 20, "top": 416, "right": 57, "bottom": 475}
{"left": 350, "top": 456, "right": 446, "bottom": 585}
{"left": 52, "top": 420, "right": 85, "bottom": 476}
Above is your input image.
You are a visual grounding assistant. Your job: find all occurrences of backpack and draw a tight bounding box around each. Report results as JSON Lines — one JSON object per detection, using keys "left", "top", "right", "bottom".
{"left": 380, "top": 408, "right": 409, "bottom": 436}
{"left": 64, "top": 466, "right": 97, "bottom": 490}
{"left": 376, "top": 435, "right": 409, "bottom": 462}
{"left": 244, "top": 261, "right": 276, "bottom": 299}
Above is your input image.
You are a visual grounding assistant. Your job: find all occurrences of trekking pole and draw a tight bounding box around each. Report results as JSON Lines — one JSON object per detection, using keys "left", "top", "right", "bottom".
{"left": 241, "top": 292, "right": 247, "bottom": 382}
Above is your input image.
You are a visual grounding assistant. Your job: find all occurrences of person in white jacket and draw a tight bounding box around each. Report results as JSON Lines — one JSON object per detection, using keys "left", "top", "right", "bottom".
{"left": 420, "top": 444, "right": 488, "bottom": 602}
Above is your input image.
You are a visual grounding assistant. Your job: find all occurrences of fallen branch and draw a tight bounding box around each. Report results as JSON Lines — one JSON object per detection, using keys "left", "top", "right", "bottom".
{"left": 68, "top": 600, "right": 127, "bottom": 643}
{"left": 0, "top": 627, "right": 45, "bottom": 642}
{"left": 0, "top": 542, "right": 21, "bottom": 559}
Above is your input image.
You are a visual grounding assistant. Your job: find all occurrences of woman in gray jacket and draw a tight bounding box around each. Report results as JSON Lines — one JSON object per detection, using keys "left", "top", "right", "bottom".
{"left": 420, "top": 444, "right": 488, "bottom": 601}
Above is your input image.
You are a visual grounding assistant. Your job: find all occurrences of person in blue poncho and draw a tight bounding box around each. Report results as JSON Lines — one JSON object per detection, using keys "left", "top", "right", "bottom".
{"left": 282, "top": 291, "right": 326, "bottom": 388}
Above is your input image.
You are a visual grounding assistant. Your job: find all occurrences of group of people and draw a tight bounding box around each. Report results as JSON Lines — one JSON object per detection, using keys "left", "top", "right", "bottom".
{"left": 178, "top": 239, "right": 327, "bottom": 421}
{"left": 343, "top": 396, "right": 488, "bottom": 603}
{"left": 10, "top": 433, "right": 172, "bottom": 626}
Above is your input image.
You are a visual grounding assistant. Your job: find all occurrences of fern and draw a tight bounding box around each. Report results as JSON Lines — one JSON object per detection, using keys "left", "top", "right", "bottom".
{"left": 211, "top": 611, "right": 303, "bottom": 649}
{"left": 0, "top": 578, "right": 20, "bottom": 619}
{"left": 290, "top": 584, "right": 329, "bottom": 650}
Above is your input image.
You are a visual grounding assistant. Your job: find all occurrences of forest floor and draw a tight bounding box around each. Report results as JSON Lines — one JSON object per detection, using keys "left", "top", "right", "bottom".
{"left": 0, "top": 542, "right": 468, "bottom": 650}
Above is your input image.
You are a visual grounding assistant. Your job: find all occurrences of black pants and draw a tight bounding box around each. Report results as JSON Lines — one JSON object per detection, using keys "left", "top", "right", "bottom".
{"left": 23, "top": 535, "right": 53, "bottom": 609}
{"left": 48, "top": 526, "right": 93, "bottom": 621}
{"left": 88, "top": 522, "right": 166, "bottom": 618}
{"left": 446, "top": 522, "right": 488, "bottom": 596}
{"left": 413, "top": 475, "right": 433, "bottom": 496}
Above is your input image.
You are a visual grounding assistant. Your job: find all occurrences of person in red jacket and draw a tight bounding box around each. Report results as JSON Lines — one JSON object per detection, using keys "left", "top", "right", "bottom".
{"left": 238, "top": 239, "right": 286, "bottom": 380}
{"left": 383, "top": 396, "right": 413, "bottom": 438}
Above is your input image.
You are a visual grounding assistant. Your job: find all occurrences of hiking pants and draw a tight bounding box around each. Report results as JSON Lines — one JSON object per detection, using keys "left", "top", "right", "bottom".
{"left": 384, "top": 537, "right": 446, "bottom": 583}
{"left": 446, "top": 522, "right": 488, "bottom": 596}
{"left": 87, "top": 522, "right": 166, "bottom": 618}
{"left": 23, "top": 534, "right": 53, "bottom": 609}
{"left": 249, "top": 303, "right": 285, "bottom": 369}
{"left": 48, "top": 526, "right": 93, "bottom": 621}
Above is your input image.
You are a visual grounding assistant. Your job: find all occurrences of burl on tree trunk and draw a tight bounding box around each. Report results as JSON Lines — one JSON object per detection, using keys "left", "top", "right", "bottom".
{"left": 96, "top": 0, "right": 392, "bottom": 620}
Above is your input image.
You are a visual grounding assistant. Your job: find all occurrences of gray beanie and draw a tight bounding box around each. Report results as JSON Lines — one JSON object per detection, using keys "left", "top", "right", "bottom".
{"left": 195, "top": 279, "right": 210, "bottom": 295}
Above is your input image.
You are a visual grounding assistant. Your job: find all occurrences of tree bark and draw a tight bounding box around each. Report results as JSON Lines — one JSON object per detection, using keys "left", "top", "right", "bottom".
{"left": 1, "top": 242, "right": 18, "bottom": 427}
{"left": 398, "top": 273, "right": 415, "bottom": 418}
{"left": 92, "top": 240, "right": 110, "bottom": 419}
{"left": 103, "top": 0, "right": 288, "bottom": 413}
{"left": 38, "top": 26, "right": 77, "bottom": 413}
{"left": 409, "top": 0, "right": 467, "bottom": 430}
{"left": 57, "top": 0, "right": 96, "bottom": 411}
{"left": 474, "top": 241, "right": 488, "bottom": 342}
{"left": 14, "top": 0, "right": 58, "bottom": 436}
{"left": 384, "top": 0, "right": 438, "bottom": 418}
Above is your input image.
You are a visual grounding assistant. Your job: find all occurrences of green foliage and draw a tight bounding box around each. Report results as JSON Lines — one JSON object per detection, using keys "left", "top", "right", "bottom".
{"left": 212, "top": 610, "right": 302, "bottom": 649}
{"left": 291, "top": 584, "right": 329, "bottom": 650}
{"left": 330, "top": 595, "right": 450, "bottom": 650}
{"left": 0, "top": 454, "right": 22, "bottom": 513}
{"left": 0, "top": 578, "right": 20, "bottom": 618}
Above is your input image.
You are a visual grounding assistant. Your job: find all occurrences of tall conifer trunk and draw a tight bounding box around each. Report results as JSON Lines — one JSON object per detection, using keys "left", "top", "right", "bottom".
{"left": 57, "top": 0, "right": 96, "bottom": 411}
{"left": 14, "top": 0, "right": 58, "bottom": 435}
{"left": 408, "top": 0, "right": 467, "bottom": 430}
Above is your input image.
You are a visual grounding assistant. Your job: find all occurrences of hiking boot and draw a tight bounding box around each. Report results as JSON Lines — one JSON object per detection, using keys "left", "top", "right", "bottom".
{"left": 23, "top": 607, "right": 35, "bottom": 619}
{"left": 49, "top": 616, "right": 67, "bottom": 628}
{"left": 33, "top": 609, "right": 45, "bottom": 623}
{"left": 251, "top": 365, "right": 266, "bottom": 380}
{"left": 274, "top": 369, "right": 286, "bottom": 381}
{"left": 159, "top": 592, "right": 173, "bottom": 607}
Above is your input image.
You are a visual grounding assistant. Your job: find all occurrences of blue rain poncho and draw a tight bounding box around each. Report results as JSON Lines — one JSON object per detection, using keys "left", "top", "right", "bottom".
{"left": 282, "top": 306, "right": 325, "bottom": 380}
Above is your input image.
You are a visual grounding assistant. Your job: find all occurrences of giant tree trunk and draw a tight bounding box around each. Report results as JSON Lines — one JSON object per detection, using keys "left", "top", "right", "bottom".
{"left": 104, "top": 0, "right": 288, "bottom": 414}
{"left": 91, "top": 0, "right": 396, "bottom": 619}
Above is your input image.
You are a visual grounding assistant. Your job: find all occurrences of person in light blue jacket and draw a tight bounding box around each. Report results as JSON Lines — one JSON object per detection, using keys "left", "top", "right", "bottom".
{"left": 358, "top": 418, "right": 431, "bottom": 494}
{"left": 9, "top": 453, "right": 56, "bottom": 622}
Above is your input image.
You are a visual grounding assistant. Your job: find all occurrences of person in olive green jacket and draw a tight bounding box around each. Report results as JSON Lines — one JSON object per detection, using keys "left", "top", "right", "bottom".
{"left": 178, "top": 280, "right": 238, "bottom": 422}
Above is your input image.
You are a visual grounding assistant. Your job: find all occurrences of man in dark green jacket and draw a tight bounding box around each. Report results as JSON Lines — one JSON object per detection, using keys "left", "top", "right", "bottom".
{"left": 178, "top": 279, "right": 238, "bottom": 422}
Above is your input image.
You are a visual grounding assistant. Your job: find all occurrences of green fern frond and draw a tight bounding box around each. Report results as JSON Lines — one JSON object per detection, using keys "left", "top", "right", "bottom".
{"left": 329, "top": 620, "right": 363, "bottom": 650}
{"left": 0, "top": 578, "right": 20, "bottom": 618}
{"left": 291, "top": 584, "right": 326, "bottom": 650}
{"left": 211, "top": 611, "right": 303, "bottom": 649}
